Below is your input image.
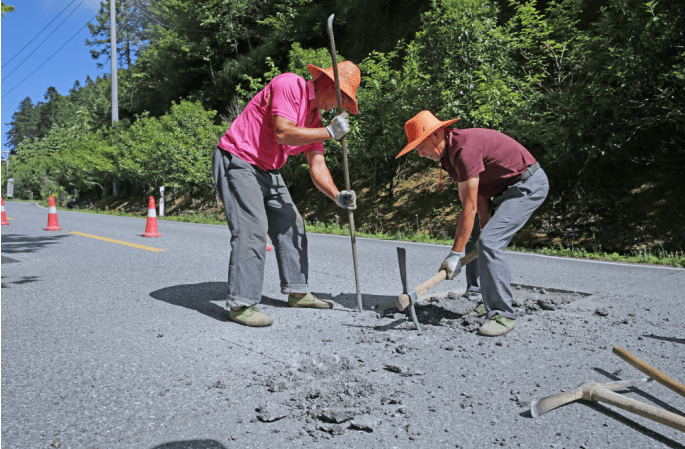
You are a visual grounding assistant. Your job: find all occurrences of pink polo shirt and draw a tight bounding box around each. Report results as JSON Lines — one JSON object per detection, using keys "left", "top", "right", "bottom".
{"left": 217, "top": 73, "right": 325, "bottom": 171}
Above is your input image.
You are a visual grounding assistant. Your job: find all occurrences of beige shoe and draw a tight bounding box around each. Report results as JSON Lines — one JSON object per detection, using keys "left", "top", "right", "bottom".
{"left": 229, "top": 306, "right": 273, "bottom": 327}
{"left": 287, "top": 293, "right": 333, "bottom": 309}
{"left": 473, "top": 303, "right": 486, "bottom": 317}
{"left": 478, "top": 314, "right": 516, "bottom": 336}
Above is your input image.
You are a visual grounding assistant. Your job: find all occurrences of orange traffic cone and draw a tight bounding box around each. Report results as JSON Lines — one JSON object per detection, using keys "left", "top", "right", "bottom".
{"left": 44, "top": 195, "right": 62, "bottom": 231}
{"left": 266, "top": 234, "right": 273, "bottom": 251}
{"left": 1, "top": 197, "right": 9, "bottom": 225}
{"left": 142, "top": 196, "right": 161, "bottom": 237}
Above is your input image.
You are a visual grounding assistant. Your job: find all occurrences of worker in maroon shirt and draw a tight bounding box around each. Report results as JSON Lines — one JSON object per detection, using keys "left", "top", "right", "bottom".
{"left": 397, "top": 111, "right": 549, "bottom": 336}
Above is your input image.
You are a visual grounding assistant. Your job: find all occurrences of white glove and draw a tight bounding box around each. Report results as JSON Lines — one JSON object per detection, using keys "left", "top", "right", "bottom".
{"left": 326, "top": 112, "right": 350, "bottom": 139}
{"left": 335, "top": 190, "right": 357, "bottom": 210}
{"left": 440, "top": 250, "right": 464, "bottom": 280}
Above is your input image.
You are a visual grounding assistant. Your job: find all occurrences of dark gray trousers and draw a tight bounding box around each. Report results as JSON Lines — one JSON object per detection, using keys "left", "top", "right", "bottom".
{"left": 479, "top": 169, "right": 549, "bottom": 319}
{"left": 212, "top": 147, "right": 309, "bottom": 308}
{"left": 465, "top": 218, "right": 480, "bottom": 294}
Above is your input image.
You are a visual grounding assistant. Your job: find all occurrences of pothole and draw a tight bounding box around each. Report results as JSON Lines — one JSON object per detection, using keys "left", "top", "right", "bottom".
{"left": 379, "top": 284, "right": 591, "bottom": 332}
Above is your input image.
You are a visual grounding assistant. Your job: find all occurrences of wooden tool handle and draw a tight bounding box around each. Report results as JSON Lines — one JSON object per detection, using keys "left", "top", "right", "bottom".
{"left": 613, "top": 346, "right": 685, "bottom": 398}
{"left": 592, "top": 387, "right": 685, "bottom": 433}
{"left": 396, "top": 248, "right": 479, "bottom": 311}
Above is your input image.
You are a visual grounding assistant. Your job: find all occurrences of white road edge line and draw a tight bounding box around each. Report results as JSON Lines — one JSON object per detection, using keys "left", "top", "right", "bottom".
{"left": 313, "top": 233, "right": 684, "bottom": 271}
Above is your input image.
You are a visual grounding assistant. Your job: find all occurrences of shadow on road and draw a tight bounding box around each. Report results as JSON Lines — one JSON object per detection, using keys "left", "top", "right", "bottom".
{"left": 152, "top": 440, "right": 226, "bottom": 449}
{"left": 149, "top": 284, "right": 426, "bottom": 326}
{"left": 1, "top": 275, "right": 41, "bottom": 289}
{"left": 593, "top": 367, "right": 685, "bottom": 417}
{"left": 582, "top": 401, "right": 685, "bottom": 449}
{"left": 149, "top": 282, "right": 291, "bottom": 322}
{"left": 326, "top": 292, "right": 400, "bottom": 311}
{"left": 1, "top": 233, "right": 71, "bottom": 255}
{"left": 643, "top": 334, "right": 685, "bottom": 345}
{"left": 150, "top": 282, "right": 230, "bottom": 322}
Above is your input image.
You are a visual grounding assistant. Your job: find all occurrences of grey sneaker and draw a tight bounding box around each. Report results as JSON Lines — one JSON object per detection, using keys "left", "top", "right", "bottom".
{"left": 229, "top": 306, "right": 273, "bottom": 327}
{"left": 464, "top": 290, "right": 482, "bottom": 300}
{"left": 287, "top": 293, "right": 333, "bottom": 309}
{"left": 478, "top": 314, "right": 516, "bottom": 336}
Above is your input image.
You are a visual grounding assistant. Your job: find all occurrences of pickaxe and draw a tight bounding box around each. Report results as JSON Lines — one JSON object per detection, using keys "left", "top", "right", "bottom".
{"left": 531, "top": 346, "right": 685, "bottom": 433}
{"left": 377, "top": 246, "right": 479, "bottom": 331}
{"left": 612, "top": 346, "right": 685, "bottom": 399}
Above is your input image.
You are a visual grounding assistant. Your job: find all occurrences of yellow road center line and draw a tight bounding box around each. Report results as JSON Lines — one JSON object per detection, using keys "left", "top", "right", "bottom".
{"left": 68, "top": 231, "right": 166, "bottom": 252}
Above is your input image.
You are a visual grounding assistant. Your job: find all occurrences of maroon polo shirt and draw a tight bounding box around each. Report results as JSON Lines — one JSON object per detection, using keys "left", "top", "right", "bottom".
{"left": 440, "top": 128, "right": 536, "bottom": 198}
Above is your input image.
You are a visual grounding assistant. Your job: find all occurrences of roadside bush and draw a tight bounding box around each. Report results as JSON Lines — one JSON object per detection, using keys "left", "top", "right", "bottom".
{"left": 118, "top": 100, "right": 224, "bottom": 196}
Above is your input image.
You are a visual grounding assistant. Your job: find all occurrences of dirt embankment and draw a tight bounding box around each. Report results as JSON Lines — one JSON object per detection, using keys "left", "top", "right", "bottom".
{"left": 74, "top": 160, "right": 684, "bottom": 256}
{"left": 292, "top": 160, "right": 685, "bottom": 255}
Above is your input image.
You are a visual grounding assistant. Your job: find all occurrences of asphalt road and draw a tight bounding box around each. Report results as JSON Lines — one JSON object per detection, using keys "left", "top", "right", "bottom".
{"left": 2, "top": 201, "right": 684, "bottom": 449}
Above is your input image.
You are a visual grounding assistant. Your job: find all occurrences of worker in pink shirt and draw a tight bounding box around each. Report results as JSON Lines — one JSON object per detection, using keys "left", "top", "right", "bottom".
{"left": 212, "top": 61, "right": 361, "bottom": 327}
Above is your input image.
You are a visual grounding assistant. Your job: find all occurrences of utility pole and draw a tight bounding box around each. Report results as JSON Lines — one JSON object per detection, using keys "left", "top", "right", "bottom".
{"left": 110, "top": 0, "right": 119, "bottom": 196}
{"left": 110, "top": 0, "right": 118, "bottom": 122}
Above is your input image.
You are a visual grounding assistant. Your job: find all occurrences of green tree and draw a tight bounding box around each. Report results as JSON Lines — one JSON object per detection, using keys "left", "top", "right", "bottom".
{"left": 36, "top": 87, "right": 78, "bottom": 134}
{"left": 506, "top": 0, "right": 685, "bottom": 176}
{"left": 1, "top": 2, "right": 15, "bottom": 17}
{"left": 117, "top": 100, "right": 223, "bottom": 195}
{"left": 5, "top": 97, "right": 40, "bottom": 152}
{"left": 86, "top": 0, "right": 153, "bottom": 68}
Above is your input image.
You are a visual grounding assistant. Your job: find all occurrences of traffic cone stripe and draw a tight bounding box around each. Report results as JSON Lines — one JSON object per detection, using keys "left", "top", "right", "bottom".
{"left": 45, "top": 195, "right": 62, "bottom": 231}
{"left": 1, "top": 198, "right": 9, "bottom": 225}
{"left": 142, "top": 196, "right": 161, "bottom": 237}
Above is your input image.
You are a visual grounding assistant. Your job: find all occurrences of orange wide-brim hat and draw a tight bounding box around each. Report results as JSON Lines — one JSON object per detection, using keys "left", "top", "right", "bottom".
{"left": 307, "top": 61, "right": 361, "bottom": 115}
{"left": 396, "top": 110, "right": 460, "bottom": 158}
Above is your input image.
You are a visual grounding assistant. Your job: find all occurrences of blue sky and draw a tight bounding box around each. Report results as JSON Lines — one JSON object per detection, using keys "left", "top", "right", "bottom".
{"left": 1, "top": 0, "right": 110, "bottom": 158}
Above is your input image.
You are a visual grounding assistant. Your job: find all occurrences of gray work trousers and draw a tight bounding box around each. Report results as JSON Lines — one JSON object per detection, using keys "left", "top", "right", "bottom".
{"left": 479, "top": 169, "right": 549, "bottom": 320}
{"left": 212, "top": 147, "right": 309, "bottom": 308}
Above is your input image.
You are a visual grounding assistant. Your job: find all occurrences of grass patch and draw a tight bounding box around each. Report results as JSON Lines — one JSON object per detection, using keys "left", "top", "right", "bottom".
{"left": 311, "top": 219, "right": 684, "bottom": 268}
{"left": 306, "top": 219, "right": 453, "bottom": 245}
{"left": 54, "top": 202, "right": 227, "bottom": 225}
{"left": 161, "top": 213, "right": 225, "bottom": 225}
{"left": 508, "top": 244, "right": 685, "bottom": 268}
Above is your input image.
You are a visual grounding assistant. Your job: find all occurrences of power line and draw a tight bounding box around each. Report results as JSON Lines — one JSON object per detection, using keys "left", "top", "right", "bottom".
{"left": 2, "top": 0, "right": 88, "bottom": 82}
{"left": 130, "top": 0, "right": 218, "bottom": 34}
{"left": 2, "top": 18, "right": 96, "bottom": 98}
{"left": 2, "top": 0, "right": 81, "bottom": 69}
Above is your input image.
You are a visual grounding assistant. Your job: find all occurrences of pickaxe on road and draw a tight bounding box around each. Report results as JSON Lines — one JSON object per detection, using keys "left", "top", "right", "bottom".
{"left": 531, "top": 347, "right": 685, "bottom": 433}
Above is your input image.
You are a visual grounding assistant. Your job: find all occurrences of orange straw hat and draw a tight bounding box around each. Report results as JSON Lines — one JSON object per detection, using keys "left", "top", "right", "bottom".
{"left": 307, "top": 61, "right": 361, "bottom": 115}
{"left": 396, "top": 111, "right": 460, "bottom": 158}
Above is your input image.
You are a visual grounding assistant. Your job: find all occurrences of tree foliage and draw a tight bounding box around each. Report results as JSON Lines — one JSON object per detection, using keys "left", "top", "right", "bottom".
{"left": 86, "top": 0, "right": 154, "bottom": 68}
{"left": 1, "top": 2, "right": 15, "bottom": 17}
{"left": 4, "top": 0, "right": 683, "bottom": 210}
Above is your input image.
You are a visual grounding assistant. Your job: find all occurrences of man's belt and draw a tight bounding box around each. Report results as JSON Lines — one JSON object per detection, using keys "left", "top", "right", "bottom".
{"left": 519, "top": 162, "right": 541, "bottom": 182}
{"left": 490, "top": 162, "right": 542, "bottom": 208}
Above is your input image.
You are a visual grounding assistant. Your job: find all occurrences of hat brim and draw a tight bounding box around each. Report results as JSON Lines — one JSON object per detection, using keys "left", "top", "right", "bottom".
{"left": 307, "top": 64, "right": 359, "bottom": 115}
{"left": 395, "top": 118, "right": 460, "bottom": 159}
